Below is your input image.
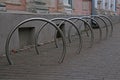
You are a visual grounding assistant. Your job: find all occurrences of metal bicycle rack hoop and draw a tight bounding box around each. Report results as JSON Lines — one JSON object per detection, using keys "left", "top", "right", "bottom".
{"left": 90, "top": 15, "right": 109, "bottom": 39}
{"left": 81, "top": 16, "right": 102, "bottom": 41}
{"left": 38, "top": 18, "right": 83, "bottom": 55}
{"left": 5, "top": 18, "right": 66, "bottom": 65}
{"left": 68, "top": 17, "right": 94, "bottom": 48}
{"left": 99, "top": 15, "right": 113, "bottom": 37}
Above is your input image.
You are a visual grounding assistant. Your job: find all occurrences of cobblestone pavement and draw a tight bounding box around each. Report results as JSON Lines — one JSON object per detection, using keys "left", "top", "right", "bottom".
{"left": 0, "top": 23, "right": 120, "bottom": 80}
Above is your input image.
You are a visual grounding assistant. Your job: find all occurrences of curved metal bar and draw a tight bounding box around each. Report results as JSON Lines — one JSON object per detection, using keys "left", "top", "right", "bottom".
{"left": 99, "top": 15, "right": 113, "bottom": 37}
{"left": 50, "top": 18, "right": 82, "bottom": 54}
{"left": 68, "top": 17, "right": 94, "bottom": 48}
{"left": 35, "top": 21, "right": 66, "bottom": 64}
{"left": 5, "top": 18, "right": 66, "bottom": 65}
{"left": 81, "top": 16, "right": 102, "bottom": 41}
{"left": 90, "top": 15, "right": 109, "bottom": 39}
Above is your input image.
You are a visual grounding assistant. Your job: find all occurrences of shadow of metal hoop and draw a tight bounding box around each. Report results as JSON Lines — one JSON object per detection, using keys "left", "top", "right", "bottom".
{"left": 5, "top": 18, "right": 66, "bottom": 65}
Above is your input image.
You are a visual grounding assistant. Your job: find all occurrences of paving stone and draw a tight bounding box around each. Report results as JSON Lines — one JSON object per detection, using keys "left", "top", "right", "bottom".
{"left": 0, "top": 23, "right": 120, "bottom": 80}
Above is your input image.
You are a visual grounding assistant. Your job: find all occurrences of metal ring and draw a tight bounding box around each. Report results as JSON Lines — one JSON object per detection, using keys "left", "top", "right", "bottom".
{"left": 35, "top": 21, "right": 66, "bottom": 64}
{"left": 50, "top": 18, "right": 82, "bottom": 54}
{"left": 68, "top": 17, "right": 94, "bottom": 48}
{"left": 99, "top": 15, "right": 113, "bottom": 37}
{"left": 5, "top": 18, "right": 66, "bottom": 65}
{"left": 90, "top": 15, "right": 109, "bottom": 39}
{"left": 81, "top": 16, "right": 102, "bottom": 41}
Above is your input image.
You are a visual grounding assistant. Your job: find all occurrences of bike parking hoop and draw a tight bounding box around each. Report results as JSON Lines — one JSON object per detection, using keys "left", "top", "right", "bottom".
{"left": 81, "top": 16, "right": 102, "bottom": 41}
{"left": 99, "top": 15, "right": 113, "bottom": 37}
{"left": 90, "top": 15, "right": 109, "bottom": 39}
{"left": 50, "top": 18, "right": 82, "bottom": 55}
{"left": 68, "top": 17, "right": 94, "bottom": 48}
{"left": 34, "top": 21, "right": 67, "bottom": 64}
{"left": 5, "top": 18, "right": 66, "bottom": 65}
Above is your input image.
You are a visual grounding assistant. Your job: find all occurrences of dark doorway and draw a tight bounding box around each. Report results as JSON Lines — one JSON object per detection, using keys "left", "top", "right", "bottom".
{"left": 18, "top": 27, "right": 35, "bottom": 48}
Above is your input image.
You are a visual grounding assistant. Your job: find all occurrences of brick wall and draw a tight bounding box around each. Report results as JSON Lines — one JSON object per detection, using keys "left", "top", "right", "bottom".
{"left": 6, "top": 0, "right": 26, "bottom": 11}
{"left": 73, "top": 0, "right": 92, "bottom": 15}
